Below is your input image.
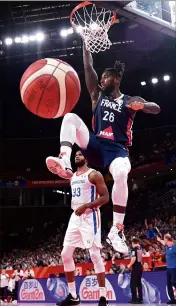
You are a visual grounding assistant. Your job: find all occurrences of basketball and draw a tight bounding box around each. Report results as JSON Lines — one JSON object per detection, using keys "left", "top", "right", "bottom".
{"left": 20, "top": 58, "right": 81, "bottom": 119}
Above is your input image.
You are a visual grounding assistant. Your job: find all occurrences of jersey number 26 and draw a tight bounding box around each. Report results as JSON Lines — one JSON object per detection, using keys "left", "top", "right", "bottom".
{"left": 103, "top": 111, "right": 115, "bottom": 122}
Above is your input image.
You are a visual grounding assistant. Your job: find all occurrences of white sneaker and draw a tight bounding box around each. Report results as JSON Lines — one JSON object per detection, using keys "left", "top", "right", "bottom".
{"left": 0, "top": 300, "right": 4, "bottom": 305}
{"left": 12, "top": 301, "right": 17, "bottom": 305}
{"left": 46, "top": 154, "right": 73, "bottom": 179}
{"left": 107, "top": 225, "right": 128, "bottom": 254}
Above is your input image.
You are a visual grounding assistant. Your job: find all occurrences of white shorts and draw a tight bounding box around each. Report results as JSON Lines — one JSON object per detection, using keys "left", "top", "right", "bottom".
{"left": 63, "top": 209, "right": 102, "bottom": 249}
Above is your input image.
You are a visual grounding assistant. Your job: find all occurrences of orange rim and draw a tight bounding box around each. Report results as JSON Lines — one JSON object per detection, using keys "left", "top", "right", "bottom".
{"left": 70, "top": 1, "right": 116, "bottom": 27}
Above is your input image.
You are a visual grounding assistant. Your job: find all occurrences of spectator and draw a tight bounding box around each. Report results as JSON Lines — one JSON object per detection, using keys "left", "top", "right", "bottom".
{"left": 157, "top": 234, "right": 176, "bottom": 304}
{"left": 12, "top": 265, "right": 24, "bottom": 305}
{"left": 0, "top": 270, "right": 9, "bottom": 303}
{"left": 107, "top": 268, "right": 114, "bottom": 274}
{"left": 145, "top": 219, "right": 155, "bottom": 239}
{"left": 91, "top": 269, "right": 95, "bottom": 275}
{"left": 86, "top": 269, "right": 91, "bottom": 276}
{"left": 143, "top": 262, "right": 151, "bottom": 272}
{"left": 23, "top": 268, "right": 35, "bottom": 279}
{"left": 7, "top": 275, "right": 16, "bottom": 303}
{"left": 151, "top": 247, "right": 162, "bottom": 263}
{"left": 142, "top": 249, "right": 150, "bottom": 257}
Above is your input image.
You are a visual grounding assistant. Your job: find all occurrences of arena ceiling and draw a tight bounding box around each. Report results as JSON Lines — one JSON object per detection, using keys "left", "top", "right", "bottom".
{"left": 0, "top": 1, "right": 175, "bottom": 67}
{"left": 0, "top": 2, "right": 130, "bottom": 27}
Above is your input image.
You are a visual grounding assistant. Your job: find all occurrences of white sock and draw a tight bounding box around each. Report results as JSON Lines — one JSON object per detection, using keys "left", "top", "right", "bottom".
{"left": 68, "top": 281, "right": 77, "bottom": 299}
{"left": 99, "top": 287, "right": 107, "bottom": 298}
{"left": 60, "top": 146, "right": 72, "bottom": 160}
{"left": 113, "top": 211, "right": 125, "bottom": 226}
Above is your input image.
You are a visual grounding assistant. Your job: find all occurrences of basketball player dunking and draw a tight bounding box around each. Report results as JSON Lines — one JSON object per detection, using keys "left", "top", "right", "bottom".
{"left": 57, "top": 151, "right": 109, "bottom": 306}
{"left": 46, "top": 42, "right": 160, "bottom": 254}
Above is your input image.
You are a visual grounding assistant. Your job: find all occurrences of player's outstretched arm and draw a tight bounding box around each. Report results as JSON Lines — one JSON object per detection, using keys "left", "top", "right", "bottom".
{"left": 144, "top": 218, "right": 148, "bottom": 229}
{"left": 127, "top": 96, "right": 160, "bottom": 114}
{"left": 157, "top": 235, "right": 165, "bottom": 246}
{"left": 83, "top": 42, "right": 100, "bottom": 110}
{"left": 87, "top": 171, "right": 109, "bottom": 209}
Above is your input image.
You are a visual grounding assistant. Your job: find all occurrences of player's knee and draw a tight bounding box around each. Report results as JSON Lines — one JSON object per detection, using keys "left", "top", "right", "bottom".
{"left": 89, "top": 250, "right": 99, "bottom": 264}
{"left": 61, "top": 248, "right": 72, "bottom": 263}
{"left": 63, "top": 112, "right": 74, "bottom": 122}
{"left": 63, "top": 112, "right": 82, "bottom": 128}
{"left": 89, "top": 247, "right": 105, "bottom": 274}
{"left": 61, "top": 248, "right": 75, "bottom": 271}
{"left": 113, "top": 167, "right": 128, "bottom": 183}
{"left": 90, "top": 253, "right": 105, "bottom": 274}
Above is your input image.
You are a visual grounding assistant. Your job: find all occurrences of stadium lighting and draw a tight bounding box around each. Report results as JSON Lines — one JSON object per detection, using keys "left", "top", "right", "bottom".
{"left": 163, "top": 75, "right": 170, "bottom": 81}
{"left": 141, "top": 81, "right": 146, "bottom": 86}
{"left": 36, "top": 32, "right": 45, "bottom": 42}
{"left": 60, "top": 28, "right": 73, "bottom": 37}
{"left": 5, "top": 38, "right": 13, "bottom": 45}
{"left": 76, "top": 25, "right": 83, "bottom": 33}
{"left": 60, "top": 29, "right": 68, "bottom": 37}
{"left": 29, "top": 35, "right": 36, "bottom": 42}
{"left": 21, "top": 35, "right": 29, "bottom": 43}
{"left": 15, "top": 37, "right": 21, "bottom": 43}
{"left": 55, "top": 190, "right": 70, "bottom": 195}
{"left": 56, "top": 190, "right": 64, "bottom": 194}
{"left": 90, "top": 23, "right": 98, "bottom": 30}
{"left": 67, "top": 28, "right": 73, "bottom": 35}
{"left": 151, "top": 78, "right": 158, "bottom": 84}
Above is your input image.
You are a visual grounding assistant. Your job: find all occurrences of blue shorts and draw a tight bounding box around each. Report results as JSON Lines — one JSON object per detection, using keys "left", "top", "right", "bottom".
{"left": 80, "top": 132, "right": 129, "bottom": 169}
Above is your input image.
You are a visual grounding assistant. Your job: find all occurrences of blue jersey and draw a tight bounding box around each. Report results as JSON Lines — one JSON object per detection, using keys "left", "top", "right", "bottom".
{"left": 92, "top": 93, "right": 134, "bottom": 146}
{"left": 165, "top": 243, "right": 176, "bottom": 269}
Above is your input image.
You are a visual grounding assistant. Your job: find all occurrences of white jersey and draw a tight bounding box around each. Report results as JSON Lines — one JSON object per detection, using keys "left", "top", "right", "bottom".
{"left": 64, "top": 168, "right": 101, "bottom": 249}
{"left": 70, "top": 168, "right": 97, "bottom": 211}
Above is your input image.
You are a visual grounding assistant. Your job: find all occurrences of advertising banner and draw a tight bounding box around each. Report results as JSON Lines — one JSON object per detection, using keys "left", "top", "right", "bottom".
{"left": 6, "top": 257, "right": 154, "bottom": 278}
{"left": 26, "top": 180, "right": 69, "bottom": 188}
{"left": 0, "top": 179, "right": 69, "bottom": 188}
{"left": 18, "top": 271, "right": 170, "bottom": 304}
{"left": 0, "top": 179, "right": 26, "bottom": 187}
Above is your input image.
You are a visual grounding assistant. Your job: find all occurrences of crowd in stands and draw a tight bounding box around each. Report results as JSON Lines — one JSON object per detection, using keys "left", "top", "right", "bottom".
{"left": 0, "top": 188, "right": 176, "bottom": 304}
{"left": 131, "top": 130, "right": 176, "bottom": 168}
{"left": 1, "top": 213, "right": 175, "bottom": 271}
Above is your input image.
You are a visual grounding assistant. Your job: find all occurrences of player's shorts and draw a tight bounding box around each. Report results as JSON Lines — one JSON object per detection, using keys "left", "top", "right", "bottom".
{"left": 80, "top": 132, "right": 129, "bottom": 169}
{"left": 63, "top": 209, "right": 101, "bottom": 249}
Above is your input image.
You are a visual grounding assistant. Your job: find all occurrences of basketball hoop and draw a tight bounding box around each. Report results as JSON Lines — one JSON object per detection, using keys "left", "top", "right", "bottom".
{"left": 70, "top": 1, "right": 116, "bottom": 53}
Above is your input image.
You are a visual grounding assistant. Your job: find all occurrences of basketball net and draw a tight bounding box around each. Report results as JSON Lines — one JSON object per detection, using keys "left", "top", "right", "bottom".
{"left": 70, "top": 2, "right": 116, "bottom": 53}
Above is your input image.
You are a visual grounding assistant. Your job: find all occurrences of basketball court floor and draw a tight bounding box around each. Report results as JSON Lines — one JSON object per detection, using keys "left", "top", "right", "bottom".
{"left": 16, "top": 303, "right": 167, "bottom": 306}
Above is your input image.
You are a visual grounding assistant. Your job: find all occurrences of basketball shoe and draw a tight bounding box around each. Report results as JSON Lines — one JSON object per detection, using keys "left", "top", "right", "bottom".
{"left": 107, "top": 224, "right": 128, "bottom": 254}
{"left": 46, "top": 153, "right": 73, "bottom": 179}
{"left": 56, "top": 293, "right": 80, "bottom": 306}
{"left": 98, "top": 296, "right": 109, "bottom": 306}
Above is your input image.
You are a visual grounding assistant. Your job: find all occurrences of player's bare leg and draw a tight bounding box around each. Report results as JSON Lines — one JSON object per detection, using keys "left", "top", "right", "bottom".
{"left": 89, "top": 245, "right": 108, "bottom": 306}
{"left": 107, "top": 157, "right": 131, "bottom": 254}
{"left": 56, "top": 246, "right": 80, "bottom": 306}
{"left": 46, "top": 113, "right": 89, "bottom": 179}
